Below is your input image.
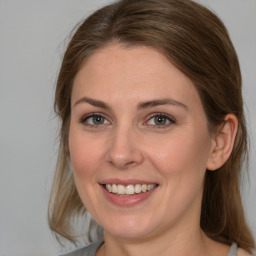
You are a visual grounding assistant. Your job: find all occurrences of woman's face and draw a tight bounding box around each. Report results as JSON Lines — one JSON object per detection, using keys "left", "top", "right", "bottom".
{"left": 69, "top": 44, "right": 215, "bottom": 240}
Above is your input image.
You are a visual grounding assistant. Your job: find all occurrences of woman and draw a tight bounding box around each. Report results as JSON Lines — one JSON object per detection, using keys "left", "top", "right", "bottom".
{"left": 48, "top": 0, "right": 255, "bottom": 255}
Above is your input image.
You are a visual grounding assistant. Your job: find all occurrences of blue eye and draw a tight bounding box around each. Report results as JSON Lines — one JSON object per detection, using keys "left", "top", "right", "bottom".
{"left": 147, "top": 114, "right": 175, "bottom": 127}
{"left": 81, "top": 114, "right": 110, "bottom": 126}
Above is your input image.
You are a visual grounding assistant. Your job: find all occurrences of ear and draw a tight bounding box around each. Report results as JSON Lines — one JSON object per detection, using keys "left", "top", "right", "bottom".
{"left": 207, "top": 114, "right": 238, "bottom": 171}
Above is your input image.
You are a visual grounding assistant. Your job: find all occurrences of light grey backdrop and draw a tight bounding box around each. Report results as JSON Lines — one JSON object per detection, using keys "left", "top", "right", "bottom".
{"left": 0, "top": 1, "right": 255, "bottom": 256}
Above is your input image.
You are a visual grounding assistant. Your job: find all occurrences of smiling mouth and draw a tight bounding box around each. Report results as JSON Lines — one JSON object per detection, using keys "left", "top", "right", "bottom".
{"left": 102, "top": 184, "right": 158, "bottom": 196}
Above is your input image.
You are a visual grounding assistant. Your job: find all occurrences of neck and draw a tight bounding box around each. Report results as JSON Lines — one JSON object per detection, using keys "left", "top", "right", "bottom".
{"left": 95, "top": 191, "right": 230, "bottom": 256}
{"left": 99, "top": 224, "right": 213, "bottom": 256}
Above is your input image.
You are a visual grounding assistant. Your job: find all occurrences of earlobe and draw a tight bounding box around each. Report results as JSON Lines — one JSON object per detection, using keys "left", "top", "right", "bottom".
{"left": 207, "top": 114, "right": 238, "bottom": 171}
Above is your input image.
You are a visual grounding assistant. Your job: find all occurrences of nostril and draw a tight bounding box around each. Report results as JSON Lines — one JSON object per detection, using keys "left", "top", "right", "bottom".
{"left": 106, "top": 135, "right": 144, "bottom": 169}
{"left": 107, "top": 155, "right": 144, "bottom": 170}
{"left": 125, "top": 160, "right": 136, "bottom": 166}
{"left": 107, "top": 159, "right": 131, "bottom": 170}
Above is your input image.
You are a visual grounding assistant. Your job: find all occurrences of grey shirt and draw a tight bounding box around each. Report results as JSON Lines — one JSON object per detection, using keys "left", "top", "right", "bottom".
{"left": 60, "top": 242, "right": 238, "bottom": 256}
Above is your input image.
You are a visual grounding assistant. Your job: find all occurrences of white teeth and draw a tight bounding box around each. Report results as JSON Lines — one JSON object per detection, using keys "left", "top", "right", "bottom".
{"left": 106, "top": 184, "right": 112, "bottom": 192}
{"left": 126, "top": 185, "right": 135, "bottom": 195}
{"left": 117, "top": 184, "right": 126, "bottom": 195}
{"left": 112, "top": 184, "right": 117, "bottom": 193}
{"left": 105, "top": 183, "right": 156, "bottom": 195}
{"left": 148, "top": 184, "right": 154, "bottom": 190}
{"left": 134, "top": 184, "right": 142, "bottom": 193}
{"left": 141, "top": 184, "right": 147, "bottom": 192}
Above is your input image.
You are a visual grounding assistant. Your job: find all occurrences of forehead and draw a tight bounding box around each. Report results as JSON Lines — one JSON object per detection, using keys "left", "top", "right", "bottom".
{"left": 72, "top": 44, "right": 201, "bottom": 109}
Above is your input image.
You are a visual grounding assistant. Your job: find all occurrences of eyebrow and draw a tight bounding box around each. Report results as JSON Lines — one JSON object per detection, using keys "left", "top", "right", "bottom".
{"left": 74, "top": 97, "right": 188, "bottom": 111}
{"left": 137, "top": 98, "right": 188, "bottom": 110}
{"left": 74, "top": 97, "right": 111, "bottom": 110}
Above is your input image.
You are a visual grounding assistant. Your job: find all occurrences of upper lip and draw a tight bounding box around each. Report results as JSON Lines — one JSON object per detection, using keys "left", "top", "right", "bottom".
{"left": 99, "top": 178, "right": 158, "bottom": 186}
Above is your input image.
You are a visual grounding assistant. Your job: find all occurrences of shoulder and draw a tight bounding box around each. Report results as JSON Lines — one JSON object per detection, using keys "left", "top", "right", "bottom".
{"left": 60, "top": 241, "right": 103, "bottom": 256}
{"left": 227, "top": 243, "right": 255, "bottom": 256}
{"left": 237, "top": 247, "right": 256, "bottom": 256}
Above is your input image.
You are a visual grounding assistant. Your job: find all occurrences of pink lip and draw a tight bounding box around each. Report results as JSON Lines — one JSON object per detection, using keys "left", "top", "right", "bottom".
{"left": 99, "top": 182, "right": 158, "bottom": 207}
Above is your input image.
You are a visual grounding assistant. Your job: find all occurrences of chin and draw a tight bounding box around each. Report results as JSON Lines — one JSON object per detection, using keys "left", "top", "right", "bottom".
{"left": 106, "top": 226, "right": 154, "bottom": 240}
{"left": 100, "top": 214, "right": 159, "bottom": 240}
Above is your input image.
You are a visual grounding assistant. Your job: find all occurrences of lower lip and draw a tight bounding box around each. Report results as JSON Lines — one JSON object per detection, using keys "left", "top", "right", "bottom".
{"left": 100, "top": 185, "right": 157, "bottom": 207}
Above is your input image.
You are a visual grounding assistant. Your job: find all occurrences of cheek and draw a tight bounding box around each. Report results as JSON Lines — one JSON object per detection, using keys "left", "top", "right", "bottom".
{"left": 147, "top": 130, "right": 211, "bottom": 214}
{"left": 68, "top": 126, "right": 105, "bottom": 213}
{"left": 146, "top": 129, "right": 211, "bottom": 178}
{"left": 69, "top": 126, "right": 103, "bottom": 178}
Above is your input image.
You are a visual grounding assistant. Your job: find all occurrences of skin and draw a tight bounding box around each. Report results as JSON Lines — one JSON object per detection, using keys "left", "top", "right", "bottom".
{"left": 69, "top": 44, "right": 238, "bottom": 256}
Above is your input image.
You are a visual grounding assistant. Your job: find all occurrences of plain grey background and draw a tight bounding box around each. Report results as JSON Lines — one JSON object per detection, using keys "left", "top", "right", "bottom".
{"left": 0, "top": 1, "right": 255, "bottom": 255}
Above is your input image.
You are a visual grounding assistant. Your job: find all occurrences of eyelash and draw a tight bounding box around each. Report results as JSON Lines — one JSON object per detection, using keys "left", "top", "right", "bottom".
{"left": 80, "top": 113, "right": 110, "bottom": 127}
{"left": 79, "top": 112, "right": 176, "bottom": 128}
{"left": 145, "top": 113, "right": 176, "bottom": 128}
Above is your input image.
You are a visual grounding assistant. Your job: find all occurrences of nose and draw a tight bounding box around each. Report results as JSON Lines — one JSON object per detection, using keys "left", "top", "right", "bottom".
{"left": 106, "top": 125, "right": 144, "bottom": 170}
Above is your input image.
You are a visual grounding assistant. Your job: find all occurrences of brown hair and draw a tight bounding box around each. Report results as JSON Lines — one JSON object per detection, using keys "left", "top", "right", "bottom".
{"left": 48, "top": 0, "right": 255, "bottom": 252}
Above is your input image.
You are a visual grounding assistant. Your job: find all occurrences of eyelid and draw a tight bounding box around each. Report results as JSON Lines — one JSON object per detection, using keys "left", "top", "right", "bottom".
{"left": 79, "top": 112, "right": 176, "bottom": 128}
{"left": 80, "top": 112, "right": 111, "bottom": 126}
{"left": 144, "top": 112, "right": 176, "bottom": 127}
